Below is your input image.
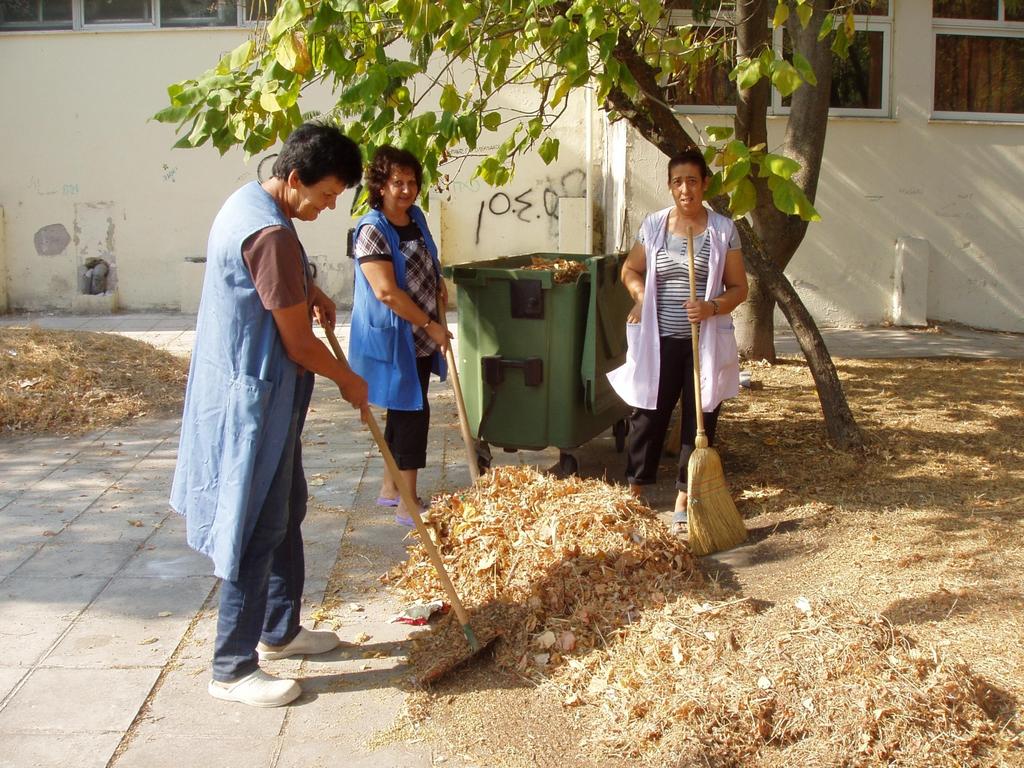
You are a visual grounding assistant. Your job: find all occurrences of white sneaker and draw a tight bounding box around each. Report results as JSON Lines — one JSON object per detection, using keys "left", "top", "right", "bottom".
{"left": 257, "top": 626, "right": 341, "bottom": 661}
{"left": 208, "top": 669, "right": 300, "bottom": 708}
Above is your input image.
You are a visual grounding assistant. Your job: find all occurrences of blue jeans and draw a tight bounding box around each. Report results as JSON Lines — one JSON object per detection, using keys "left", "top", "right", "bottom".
{"left": 212, "top": 373, "right": 314, "bottom": 682}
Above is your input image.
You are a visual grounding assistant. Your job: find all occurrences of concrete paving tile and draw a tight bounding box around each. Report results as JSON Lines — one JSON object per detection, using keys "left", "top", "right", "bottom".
{"left": 43, "top": 575, "right": 215, "bottom": 669}
{"left": 0, "top": 667, "right": 159, "bottom": 732}
{"left": 276, "top": 738, "right": 433, "bottom": 768}
{"left": 0, "top": 731, "right": 122, "bottom": 768}
{"left": 0, "top": 521, "right": 53, "bottom": 580}
{"left": 137, "top": 663, "right": 288, "bottom": 735}
{"left": 0, "top": 543, "right": 42, "bottom": 583}
{"left": 0, "top": 454, "right": 57, "bottom": 484}
{"left": 0, "top": 575, "right": 109, "bottom": 666}
{"left": 13, "top": 536, "right": 143, "bottom": 580}
{"left": 114, "top": 734, "right": 277, "bottom": 768}
{"left": 0, "top": 491, "right": 97, "bottom": 520}
{"left": 172, "top": 609, "right": 218, "bottom": 665}
{"left": 0, "top": 666, "right": 28, "bottom": 701}
{"left": 31, "top": 465, "right": 121, "bottom": 495}
{"left": 119, "top": 524, "right": 212, "bottom": 579}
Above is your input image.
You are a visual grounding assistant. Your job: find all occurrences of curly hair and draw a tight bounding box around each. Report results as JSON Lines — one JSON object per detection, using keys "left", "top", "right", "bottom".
{"left": 365, "top": 145, "right": 423, "bottom": 210}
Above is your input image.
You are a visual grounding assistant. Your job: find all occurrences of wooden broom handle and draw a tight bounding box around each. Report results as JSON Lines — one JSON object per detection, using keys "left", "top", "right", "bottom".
{"left": 686, "top": 227, "right": 706, "bottom": 438}
{"left": 437, "top": 289, "right": 480, "bottom": 482}
{"left": 322, "top": 322, "right": 473, "bottom": 631}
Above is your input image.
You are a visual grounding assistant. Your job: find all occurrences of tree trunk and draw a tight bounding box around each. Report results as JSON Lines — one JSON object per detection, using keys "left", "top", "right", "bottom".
{"left": 771, "top": 270, "right": 862, "bottom": 450}
{"left": 734, "top": 274, "right": 775, "bottom": 362}
{"left": 731, "top": 217, "right": 863, "bottom": 449}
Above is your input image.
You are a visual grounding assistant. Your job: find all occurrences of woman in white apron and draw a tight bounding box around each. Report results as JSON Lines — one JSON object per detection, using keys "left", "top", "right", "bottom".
{"left": 607, "top": 147, "right": 748, "bottom": 534}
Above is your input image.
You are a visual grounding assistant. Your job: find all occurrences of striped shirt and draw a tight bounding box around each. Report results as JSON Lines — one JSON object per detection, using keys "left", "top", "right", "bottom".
{"left": 639, "top": 225, "right": 740, "bottom": 339}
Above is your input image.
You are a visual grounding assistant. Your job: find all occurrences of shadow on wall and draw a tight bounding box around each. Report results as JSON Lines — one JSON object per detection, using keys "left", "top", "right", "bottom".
{"left": 800, "top": 122, "right": 1024, "bottom": 332}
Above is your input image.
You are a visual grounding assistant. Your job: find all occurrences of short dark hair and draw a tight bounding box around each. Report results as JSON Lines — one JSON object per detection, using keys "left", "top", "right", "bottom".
{"left": 271, "top": 123, "right": 363, "bottom": 187}
{"left": 668, "top": 146, "right": 710, "bottom": 181}
{"left": 365, "top": 145, "right": 423, "bottom": 209}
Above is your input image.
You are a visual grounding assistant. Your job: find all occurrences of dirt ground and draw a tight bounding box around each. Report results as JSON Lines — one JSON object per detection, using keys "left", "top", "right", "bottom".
{"left": 4, "top": 329, "right": 1020, "bottom": 764}
{"left": 399, "top": 356, "right": 1024, "bottom": 767}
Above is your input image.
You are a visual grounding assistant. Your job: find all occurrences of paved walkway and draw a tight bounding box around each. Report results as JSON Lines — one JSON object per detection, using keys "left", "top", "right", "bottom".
{"left": 0, "top": 312, "right": 1020, "bottom": 768}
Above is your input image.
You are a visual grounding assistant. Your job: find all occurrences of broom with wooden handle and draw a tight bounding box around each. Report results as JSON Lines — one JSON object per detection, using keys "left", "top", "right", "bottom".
{"left": 322, "top": 322, "right": 483, "bottom": 653}
{"left": 437, "top": 289, "right": 480, "bottom": 482}
{"left": 685, "top": 226, "right": 747, "bottom": 556}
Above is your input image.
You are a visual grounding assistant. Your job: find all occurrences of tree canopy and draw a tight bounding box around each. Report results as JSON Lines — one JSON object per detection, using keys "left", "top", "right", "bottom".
{"left": 157, "top": 0, "right": 873, "bottom": 448}
{"left": 156, "top": 0, "right": 865, "bottom": 221}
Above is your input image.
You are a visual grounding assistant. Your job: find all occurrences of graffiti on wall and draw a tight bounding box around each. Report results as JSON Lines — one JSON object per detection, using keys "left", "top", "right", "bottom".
{"left": 471, "top": 168, "right": 586, "bottom": 245}
{"left": 471, "top": 168, "right": 585, "bottom": 246}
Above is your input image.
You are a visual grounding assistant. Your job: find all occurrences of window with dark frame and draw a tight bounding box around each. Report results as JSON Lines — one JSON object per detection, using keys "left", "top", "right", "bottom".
{"left": 933, "top": 0, "right": 1024, "bottom": 118}
{"left": 0, "top": 0, "right": 284, "bottom": 27}
{"left": 666, "top": 2, "right": 891, "bottom": 116}
{"left": 0, "top": 0, "right": 72, "bottom": 28}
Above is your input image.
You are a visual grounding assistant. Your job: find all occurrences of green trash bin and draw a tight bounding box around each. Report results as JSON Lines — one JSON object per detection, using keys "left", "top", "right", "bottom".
{"left": 444, "top": 253, "right": 632, "bottom": 474}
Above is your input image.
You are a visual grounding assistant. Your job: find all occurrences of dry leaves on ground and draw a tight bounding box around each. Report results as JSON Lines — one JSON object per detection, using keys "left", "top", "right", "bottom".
{"left": 0, "top": 327, "right": 187, "bottom": 434}
{"left": 386, "top": 465, "right": 701, "bottom": 674}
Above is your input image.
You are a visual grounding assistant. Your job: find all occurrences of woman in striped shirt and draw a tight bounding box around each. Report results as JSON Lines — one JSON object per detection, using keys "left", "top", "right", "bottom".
{"left": 613, "top": 147, "right": 748, "bottom": 535}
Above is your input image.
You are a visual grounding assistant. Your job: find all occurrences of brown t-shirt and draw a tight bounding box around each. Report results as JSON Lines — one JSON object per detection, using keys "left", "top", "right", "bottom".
{"left": 241, "top": 226, "right": 307, "bottom": 310}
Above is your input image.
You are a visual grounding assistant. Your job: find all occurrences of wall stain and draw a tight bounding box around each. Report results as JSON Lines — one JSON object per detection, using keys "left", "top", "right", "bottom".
{"left": 33, "top": 223, "right": 71, "bottom": 257}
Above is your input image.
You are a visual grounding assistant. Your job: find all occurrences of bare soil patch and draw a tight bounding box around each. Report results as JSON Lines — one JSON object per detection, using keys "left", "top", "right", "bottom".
{"left": 0, "top": 327, "right": 187, "bottom": 434}
{"left": 387, "top": 357, "right": 1024, "bottom": 767}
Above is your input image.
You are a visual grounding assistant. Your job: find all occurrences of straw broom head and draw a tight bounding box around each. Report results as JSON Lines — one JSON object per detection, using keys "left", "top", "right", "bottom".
{"left": 686, "top": 434, "right": 747, "bottom": 556}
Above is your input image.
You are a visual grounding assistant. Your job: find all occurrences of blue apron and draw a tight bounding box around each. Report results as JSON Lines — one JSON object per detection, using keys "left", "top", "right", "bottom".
{"left": 170, "top": 182, "right": 306, "bottom": 581}
{"left": 348, "top": 205, "right": 446, "bottom": 410}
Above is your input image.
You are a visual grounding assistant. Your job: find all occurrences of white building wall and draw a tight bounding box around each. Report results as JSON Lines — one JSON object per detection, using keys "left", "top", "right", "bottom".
{"left": 0, "top": 31, "right": 591, "bottom": 312}
{"left": 1, "top": 1, "right": 1022, "bottom": 331}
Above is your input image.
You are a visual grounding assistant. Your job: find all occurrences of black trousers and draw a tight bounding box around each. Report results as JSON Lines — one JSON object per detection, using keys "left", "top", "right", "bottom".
{"left": 625, "top": 336, "right": 720, "bottom": 492}
{"left": 384, "top": 355, "right": 432, "bottom": 470}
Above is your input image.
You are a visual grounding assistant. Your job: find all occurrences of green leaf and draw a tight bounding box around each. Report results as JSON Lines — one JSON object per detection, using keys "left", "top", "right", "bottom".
{"left": 772, "top": 2, "right": 789, "bottom": 29}
{"left": 260, "top": 91, "right": 285, "bottom": 112}
{"left": 549, "top": 14, "right": 569, "bottom": 40}
{"left": 817, "top": 12, "right": 835, "bottom": 41}
{"left": 706, "top": 125, "right": 733, "bottom": 141}
{"left": 458, "top": 113, "right": 479, "bottom": 150}
{"left": 792, "top": 51, "right": 817, "bottom": 87}
{"left": 729, "top": 178, "right": 757, "bottom": 218}
{"left": 152, "top": 104, "right": 194, "bottom": 124}
{"left": 731, "top": 58, "right": 763, "bottom": 91}
{"left": 763, "top": 153, "right": 800, "bottom": 179}
{"left": 482, "top": 112, "right": 502, "bottom": 131}
{"left": 538, "top": 136, "right": 559, "bottom": 164}
{"left": 723, "top": 139, "right": 750, "bottom": 165}
{"left": 267, "top": 0, "right": 305, "bottom": 41}
{"left": 638, "top": 0, "right": 662, "bottom": 26}
{"left": 796, "top": 2, "right": 813, "bottom": 28}
{"left": 831, "top": 25, "right": 851, "bottom": 58}
{"left": 768, "top": 176, "right": 820, "bottom": 221}
{"left": 770, "top": 59, "right": 803, "bottom": 97}
{"left": 721, "top": 158, "right": 751, "bottom": 192}
{"left": 439, "top": 83, "right": 461, "bottom": 112}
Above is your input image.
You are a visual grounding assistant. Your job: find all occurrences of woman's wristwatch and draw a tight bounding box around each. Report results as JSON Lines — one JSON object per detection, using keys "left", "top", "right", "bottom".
{"left": 709, "top": 299, "right": 720, "bottom": 315}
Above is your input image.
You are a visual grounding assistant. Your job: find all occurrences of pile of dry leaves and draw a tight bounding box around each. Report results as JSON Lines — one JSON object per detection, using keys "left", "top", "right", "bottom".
{"left": 387, "top": 465, "right": 701, "bottom": 672}
{"left": 0, "top": 327, "right": 187, "bottom": 434}
{"left": 522, "top": 256, "right": 588, "bottom": 284}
